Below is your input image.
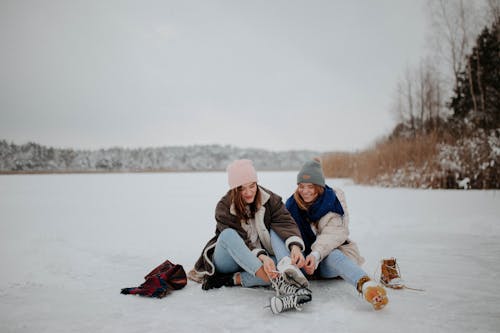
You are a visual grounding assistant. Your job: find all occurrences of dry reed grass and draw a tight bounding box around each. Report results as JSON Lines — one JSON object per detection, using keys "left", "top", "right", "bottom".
{"left": 322, "top": 133, "right": 444, "bottom": 185}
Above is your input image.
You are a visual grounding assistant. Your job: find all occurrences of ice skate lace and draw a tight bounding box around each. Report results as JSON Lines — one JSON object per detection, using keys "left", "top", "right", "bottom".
{"left": 385, "top": 261, "right": 402, "bottom": 280}
{"left": 374, "top": 259, "right": 402, "bottom": 284}
{"left": 271, "top": 273, "right": 311, "bottom": 297}
{"left": 278, "top": 294, "right": 302, "bottom": 312}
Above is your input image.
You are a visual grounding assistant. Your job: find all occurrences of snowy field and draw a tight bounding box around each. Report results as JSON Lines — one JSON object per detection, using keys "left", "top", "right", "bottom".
{"left": 1, "top": 172, "right": 499, "bottom": 333}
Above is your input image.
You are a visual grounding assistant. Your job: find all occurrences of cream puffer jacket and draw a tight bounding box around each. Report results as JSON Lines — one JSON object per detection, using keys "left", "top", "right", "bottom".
{"left": 311, "top": 187, "right": 365, "bottom": 266}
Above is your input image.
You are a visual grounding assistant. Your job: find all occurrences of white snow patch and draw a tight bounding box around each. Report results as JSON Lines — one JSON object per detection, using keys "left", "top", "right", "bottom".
{"left": 1, "top": 172, "right": 500, "bottom": 332}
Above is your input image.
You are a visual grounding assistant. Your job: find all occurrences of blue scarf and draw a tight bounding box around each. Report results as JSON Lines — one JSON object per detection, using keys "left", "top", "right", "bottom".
{"left": 286, "top": 185, "right": 345, "bottom": 255}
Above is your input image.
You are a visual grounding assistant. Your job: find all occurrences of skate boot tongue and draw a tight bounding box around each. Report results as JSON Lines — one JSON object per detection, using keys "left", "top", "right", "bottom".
{"left": 380, "top": 257, "right": 405, "bottom": 289}
{"left": 277, "top": 256, "right": 309, "bottom": 287}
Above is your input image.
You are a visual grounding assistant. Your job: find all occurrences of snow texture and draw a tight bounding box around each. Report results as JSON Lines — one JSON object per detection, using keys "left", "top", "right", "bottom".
{"left": 1, "top": 172, "right": 499, "bottom": 332}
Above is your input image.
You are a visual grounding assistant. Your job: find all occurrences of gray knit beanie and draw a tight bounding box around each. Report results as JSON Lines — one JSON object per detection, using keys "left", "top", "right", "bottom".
{"left": 297, "top": 158, "right": 325, "bottom": 186}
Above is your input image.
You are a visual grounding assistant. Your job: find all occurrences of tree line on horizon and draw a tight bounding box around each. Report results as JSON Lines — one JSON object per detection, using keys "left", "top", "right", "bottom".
{"left": 0, "top": 140, "right": 319, "bottom": 173}
{"left": 323, "top": 0, "right": 499, "bottom": 189}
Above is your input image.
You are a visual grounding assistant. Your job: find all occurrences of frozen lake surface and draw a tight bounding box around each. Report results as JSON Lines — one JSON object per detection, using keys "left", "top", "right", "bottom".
{"left": 1, "top": 172, "right": 499, "bottom": 332}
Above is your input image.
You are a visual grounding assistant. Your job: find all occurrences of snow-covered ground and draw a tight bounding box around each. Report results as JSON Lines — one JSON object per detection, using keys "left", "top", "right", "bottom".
{"left": 1, "top": 172, "right": 499, "bottom": 332}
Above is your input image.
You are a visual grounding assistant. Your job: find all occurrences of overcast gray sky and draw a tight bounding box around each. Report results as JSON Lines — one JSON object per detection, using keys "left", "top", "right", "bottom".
{"left": 0, "top": 0, "right": 428, "bottom": 152}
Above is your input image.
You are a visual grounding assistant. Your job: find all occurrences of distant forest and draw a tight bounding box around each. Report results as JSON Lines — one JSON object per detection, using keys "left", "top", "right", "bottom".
{"left": 0, "top": 140, "right": 319, "bottom": 173}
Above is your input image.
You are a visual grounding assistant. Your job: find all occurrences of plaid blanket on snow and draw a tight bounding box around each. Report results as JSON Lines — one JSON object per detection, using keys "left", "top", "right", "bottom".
{"left": 121, "top": 260, "right": 187, "bottom": 298}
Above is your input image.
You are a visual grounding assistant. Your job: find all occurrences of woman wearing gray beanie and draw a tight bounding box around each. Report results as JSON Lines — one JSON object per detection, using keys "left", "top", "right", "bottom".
{"left": 285, "top": 158, "right": 389, "bottom": 311}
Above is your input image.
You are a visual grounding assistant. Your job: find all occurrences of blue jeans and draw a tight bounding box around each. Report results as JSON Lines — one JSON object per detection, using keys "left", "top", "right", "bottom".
{"left": 273, "top": 229, "right": 366, "bottom": 288}
{"left": 317, "top": 249, "right": 367, "bottom": 288}
{"left": 213, "top": 229, "right": 290, "bottom": 287}
{"left": 270, "top": 229, "right": 291, "bottom": 263}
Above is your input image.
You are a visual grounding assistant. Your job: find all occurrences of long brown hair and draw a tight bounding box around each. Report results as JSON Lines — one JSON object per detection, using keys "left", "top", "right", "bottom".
{"left": 293, "top": 184, "right": 325, "bottom": 211}
{"left": 230, "top": 183, "right": 261, "bottom": 222}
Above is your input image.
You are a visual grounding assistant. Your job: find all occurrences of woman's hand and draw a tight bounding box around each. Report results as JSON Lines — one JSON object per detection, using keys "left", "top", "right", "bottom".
{"left": 258, "top": 254, "right": 278, "bottom": 279}
{"left": 304, "top": 255, "right": 316, "bottom": 275}
{"left": 290, "top": 245, "right": 305, "bottom": 268}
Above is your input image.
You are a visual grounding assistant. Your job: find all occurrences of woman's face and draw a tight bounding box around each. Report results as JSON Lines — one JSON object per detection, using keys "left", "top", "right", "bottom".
{"left": 240, "top": 182, "right": 258, "bottom": 204}
{"left": 298, "top": 183, "right": 318, "bottom": 203}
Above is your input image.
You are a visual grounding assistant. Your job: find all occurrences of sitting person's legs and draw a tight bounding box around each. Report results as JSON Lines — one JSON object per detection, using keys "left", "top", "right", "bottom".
{"left": 318, "top": 249, "right": 366, "bottom": 287}
{"left": 212, "top": 228, "right": 269, "bottom": 287}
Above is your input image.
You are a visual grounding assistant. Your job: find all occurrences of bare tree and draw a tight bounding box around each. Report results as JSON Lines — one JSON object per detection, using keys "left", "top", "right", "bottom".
{"left": 486, "top": 0, "right": 500, "bottom": 24}
{"left": 392, "top": 59, "right": 446, "bottom": 136}
{"left": 427, "top": 0, "right": 482, "bottom": 88}
{"left": 426, "top": 0, "right": 498, "bottom": 120}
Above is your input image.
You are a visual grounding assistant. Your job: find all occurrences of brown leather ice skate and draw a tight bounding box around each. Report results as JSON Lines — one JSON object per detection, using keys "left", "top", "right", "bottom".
{"left": 380, "top": 257, "right": 404, "bottom": 289}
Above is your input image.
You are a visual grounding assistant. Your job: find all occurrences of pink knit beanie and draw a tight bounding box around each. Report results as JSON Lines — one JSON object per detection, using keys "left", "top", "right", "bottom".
{"left": 227, "top": 159, "right": 258, "bottom": 189}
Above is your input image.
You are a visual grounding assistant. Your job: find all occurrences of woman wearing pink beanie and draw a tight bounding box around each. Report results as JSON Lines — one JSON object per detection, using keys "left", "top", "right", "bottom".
{"left": 189, "top": 159, "right": 312, "bottom": 313}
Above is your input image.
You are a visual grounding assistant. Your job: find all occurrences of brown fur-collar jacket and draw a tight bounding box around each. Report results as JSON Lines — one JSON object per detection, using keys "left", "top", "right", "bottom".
{"left": 188, "top": 186, "right": 304, "bottom": 282}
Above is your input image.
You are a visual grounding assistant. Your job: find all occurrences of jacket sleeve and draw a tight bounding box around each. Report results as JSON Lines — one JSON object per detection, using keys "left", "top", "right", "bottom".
{"left": 311, "top": 188, "right": 350, "bottom": 261}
